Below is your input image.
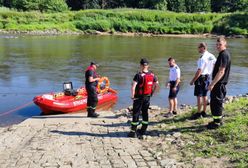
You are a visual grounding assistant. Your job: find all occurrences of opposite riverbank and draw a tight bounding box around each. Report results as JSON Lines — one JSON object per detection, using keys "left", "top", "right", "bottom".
{"left": 0, "top": 9, "right": 247, "bottom": 37}
{"left": 0, "top": 94, "right": 247, "bottom": 168}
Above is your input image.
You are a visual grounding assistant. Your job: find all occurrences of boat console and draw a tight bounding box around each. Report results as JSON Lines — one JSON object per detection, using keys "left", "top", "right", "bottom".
{"left": 63, "top": 82, "right": 77, "bottom": 96}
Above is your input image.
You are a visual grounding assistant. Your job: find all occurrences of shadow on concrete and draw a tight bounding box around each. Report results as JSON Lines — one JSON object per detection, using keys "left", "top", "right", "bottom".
{"left": 50, "top": 124, "right": 206, "bottom": 139}
{"left": 91, "top": 120, "right": 160, "bottom": 128}
{"left": 32, "top": 116, "right": 87, "bottom": 119}
{"left": 92, "top": 122, "right": 129, "bottom": 127}
{"left": 50, "top": 130, "right": 130, "bottom": 138}
{"left": 32, "top": 115, "right": 119, "bottom": 119}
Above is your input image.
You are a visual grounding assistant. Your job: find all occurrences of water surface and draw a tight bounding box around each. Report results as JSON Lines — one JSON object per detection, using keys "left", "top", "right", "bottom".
{"left": 0, "top": 35, "right": 247, "bottom": 126}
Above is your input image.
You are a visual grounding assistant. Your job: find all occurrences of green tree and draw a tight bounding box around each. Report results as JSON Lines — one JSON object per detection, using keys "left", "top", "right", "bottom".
{"left": 66, "top": 0, "right": 101, "bottom": 10}
{"left": 11, "top": 0, "right": 68, "bottom": 12}
{"left": 211, "top": 0, "right": 248, "bottom": 12}
{"left": 39, "top": 0, "right": 68, "bottom": 12}
{"left": 0, "top": 0, "right": 11, "bottom": 7}
{"left": 139, "top": 0, "right": 167, "bottom": 10}
{"left": 185, "top": 0, "right": 211, "bottom": 13}
{"left": 167, "top": 0, "right": 186, "bottom": 12}
{"left": 222, "top": 0, "right": 248, "bottom": 12}
{"left": 154, "top": 0, "right": 167, "bottom": 10}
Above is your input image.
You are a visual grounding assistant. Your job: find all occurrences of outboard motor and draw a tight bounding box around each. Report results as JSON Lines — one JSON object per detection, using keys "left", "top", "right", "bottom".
{"left": 63, "top": 82, "right": 77, "bottom": 96}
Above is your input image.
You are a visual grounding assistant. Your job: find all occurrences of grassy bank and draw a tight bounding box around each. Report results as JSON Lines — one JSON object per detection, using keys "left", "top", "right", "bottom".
{"left": 154, "top": 98, "right": 248, "bottom": 167}
{"left": 0, "top": 9, "right": 247, "bottom": 36}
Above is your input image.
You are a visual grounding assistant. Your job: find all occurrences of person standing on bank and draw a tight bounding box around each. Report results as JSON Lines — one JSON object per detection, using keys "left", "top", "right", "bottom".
{"left": 207, "top": 37, "right": 231, "bottom": 129}
{"left": 190, "top": 42, "right": 216, "bottom": 120}
{"left": 85, "top": 62, "right": 101, "bottom": 118}
{"left": 164, "top": 57, "right": 181, "bottom": 118}
{"left": 128, "top": 58, "right": 158, "bottom": 138}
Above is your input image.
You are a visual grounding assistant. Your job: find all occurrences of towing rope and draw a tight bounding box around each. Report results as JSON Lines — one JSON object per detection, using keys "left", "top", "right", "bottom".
{"left": 0, "top": 101, "right": 33, "bottom": 117}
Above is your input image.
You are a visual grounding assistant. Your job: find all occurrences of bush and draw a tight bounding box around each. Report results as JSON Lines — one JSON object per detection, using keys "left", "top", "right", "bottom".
{"left": 0, "top": 21, "right": 3, "bottom": 28}
{"left": 213, "top": 13, "right": 248, "bottom": 35}
{"left": 228, "top": 27, "right": 247, "bottom": 35}
{"left": 75, "top": 20, "right": 111, "bottom": 32}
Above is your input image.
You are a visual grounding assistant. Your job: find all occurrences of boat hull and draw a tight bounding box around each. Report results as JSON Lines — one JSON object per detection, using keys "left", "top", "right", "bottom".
{"left": 33, "top": 88, "right": 118, "bottom": 115}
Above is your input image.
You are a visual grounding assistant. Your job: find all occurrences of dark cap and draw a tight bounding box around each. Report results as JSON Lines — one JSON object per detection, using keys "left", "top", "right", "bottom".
{"left": 90, "top": 61, "right": 99, "bottom": 67}
{"left": 140, "top": 58, "right": 149, "bottom": 66}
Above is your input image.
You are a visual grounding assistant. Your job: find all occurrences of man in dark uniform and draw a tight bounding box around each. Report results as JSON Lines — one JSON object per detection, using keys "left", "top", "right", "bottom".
{"left": 207, "top": 37, "right": 231, "bottom": 129}
{"left": 128, "top": 58, "right": 158, "bottom": 138}
{"left": 85, "top": 62, "right": 100, "bottom": 118}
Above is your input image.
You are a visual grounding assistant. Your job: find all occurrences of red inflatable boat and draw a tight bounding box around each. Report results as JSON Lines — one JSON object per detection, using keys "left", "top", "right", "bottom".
{"left": 33, "top": 78, "right": 118, "bottom": 115}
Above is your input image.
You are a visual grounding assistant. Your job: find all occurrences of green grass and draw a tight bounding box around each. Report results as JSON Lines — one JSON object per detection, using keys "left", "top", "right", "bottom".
{"left": 0, "top": 9, "right": 247, "bottom": 36}
{"left": 158, "top": 98, "right": 248, "bottom": 167}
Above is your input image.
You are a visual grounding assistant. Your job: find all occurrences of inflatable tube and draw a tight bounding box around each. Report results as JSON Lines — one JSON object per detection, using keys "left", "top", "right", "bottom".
{"left": 97, "top": 77, "right": 110, "bottom": 94}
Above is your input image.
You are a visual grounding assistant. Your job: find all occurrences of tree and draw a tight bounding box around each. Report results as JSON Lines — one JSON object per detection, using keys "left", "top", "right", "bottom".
{"left": 11, "top": 0, "right": 68, "bottom": 12}
{"left": 211, "top": 0, "right": 248, "bottom": 12}
{"left": 185, "top": 0, "right": 211, "bottom": 13}
{"left": 66, "top": 0, "right": 101, "bottom": 10}
{"left": 154, "top": 0, "right": 167, "bottom": 10}
{"left": 167, "top": 0, "right": 186, "bottom": 12}
{"left": 40, "top": 0, "right": 68, "bottom": 12}
{"left": 1, "top": 0, "right": 11, "bottom": 7}
{"left": 222, "top": 0, "right": 248, "bottom": 12}
{"left": 137, "top": 0, "right": 167, "bottom": 10}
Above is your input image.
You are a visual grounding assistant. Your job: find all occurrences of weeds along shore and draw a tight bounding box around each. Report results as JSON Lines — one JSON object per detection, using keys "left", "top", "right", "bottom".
{"left": 0, "top": 9, "right": 247, "bottom": 37}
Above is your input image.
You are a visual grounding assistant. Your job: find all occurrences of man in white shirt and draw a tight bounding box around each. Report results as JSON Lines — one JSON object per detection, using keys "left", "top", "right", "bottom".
{"left": 190, "top": 42, "right": 216, "bottom": 120}
{"left": 164, "top": 57, "right": 181, "bottom": 118}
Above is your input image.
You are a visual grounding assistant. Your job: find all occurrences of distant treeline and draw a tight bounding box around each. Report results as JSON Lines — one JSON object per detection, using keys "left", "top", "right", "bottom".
{"left": 0, "top": 0, "right": 248, "bottom": 13}
{"left": 0, "top": 9, "right": 247, "bottom": 36}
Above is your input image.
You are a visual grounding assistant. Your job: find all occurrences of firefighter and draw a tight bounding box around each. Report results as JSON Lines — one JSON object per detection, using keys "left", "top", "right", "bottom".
{"left": 207, "top": 37, "right": 231, "bottom": 129}
{"left": 85, "top": 62, "right": 100, "bottom": 118}
{"left": 128, "top": 58, "right": 158, "bottom": 139}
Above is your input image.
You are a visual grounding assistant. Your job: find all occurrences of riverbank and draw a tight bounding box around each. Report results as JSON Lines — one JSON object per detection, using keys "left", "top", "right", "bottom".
{"left": 0, "top": 9, "right": 247, "bottom": 37}
{"left": 0, "top": 94, "right": 247, "bottom": 167}
{"left": 0, "top": 29, "right": 214, "bottom": 38}
{"left": 0, "top": 29, "right": 245, "bottom": 39}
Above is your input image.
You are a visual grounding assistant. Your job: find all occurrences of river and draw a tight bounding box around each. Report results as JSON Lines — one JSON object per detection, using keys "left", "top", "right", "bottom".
{"left": 0, "top": 34, "right": 247, "bottom": 126}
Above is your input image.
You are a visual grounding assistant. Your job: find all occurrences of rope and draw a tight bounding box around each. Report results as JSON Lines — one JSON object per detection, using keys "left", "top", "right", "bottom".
{"left": 0, "top": 101, "right": 33, "bottom": 117}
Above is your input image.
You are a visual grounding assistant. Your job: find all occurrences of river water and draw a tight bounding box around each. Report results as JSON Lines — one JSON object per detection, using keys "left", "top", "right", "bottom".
{"left": 0, "top": 35, "right": 247, "bottom": 126}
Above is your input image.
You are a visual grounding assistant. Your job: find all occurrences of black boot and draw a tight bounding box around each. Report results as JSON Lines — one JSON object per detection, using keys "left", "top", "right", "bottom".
{"left": 87, "top": 108, "right": 99, "bottom": 118}
{"left": 207, "top": 118, "right": 223, "bottom": 129}
{"left": 207, "top": 121, "right": 223, "bottom": 129}
{"left": 137, "top": 124, "right": 148, "bottom": 140}
{"left": 128, "top": 125, "right": 137, "bottom": 138}
{"left": 189, "top": 112, "right": 201, "bottom": 120}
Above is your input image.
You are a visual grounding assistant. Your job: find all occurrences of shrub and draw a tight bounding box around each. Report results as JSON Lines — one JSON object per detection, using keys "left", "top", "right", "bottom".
{"left": 228, "top": 27, "right": 247, "bottom": 35}
{"left": 213, "top": 13, "right": 248, "bottom": 35}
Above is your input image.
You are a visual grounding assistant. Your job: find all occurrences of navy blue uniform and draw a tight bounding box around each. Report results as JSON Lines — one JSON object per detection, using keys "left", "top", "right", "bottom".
{"left": 85, "top": 66, "right": 98, "bottom": 112}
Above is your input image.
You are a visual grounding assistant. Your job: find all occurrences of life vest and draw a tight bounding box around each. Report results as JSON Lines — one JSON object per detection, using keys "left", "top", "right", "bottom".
{"left": 85, "top": 66, "right": 97, "bottom": 76}
{"left": 136, "top": 71, "right": 155, "bottom": 96}
{"left": 85, "top": 66, "right": 98, "bottom": 85}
